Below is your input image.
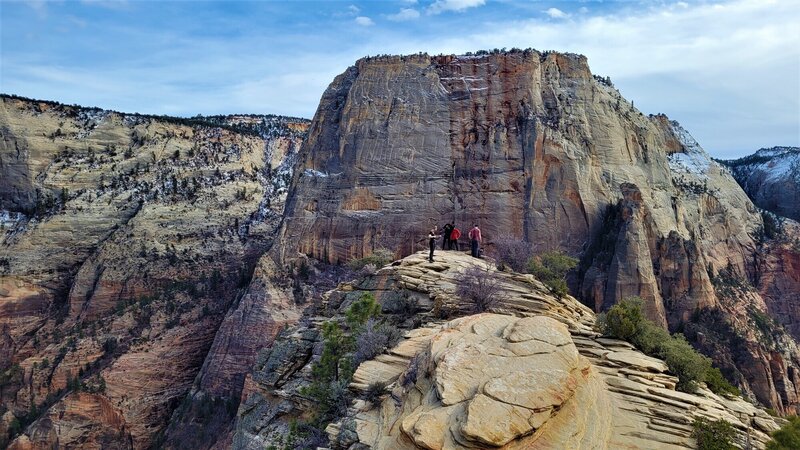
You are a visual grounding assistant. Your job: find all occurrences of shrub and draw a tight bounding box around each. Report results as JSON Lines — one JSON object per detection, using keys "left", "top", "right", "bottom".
{"left": 364, "top": 381, "right": 386, "bottom": 405}
{"left": 600, "top": 298, "right": 739, "bottom": 394}
{"left": 348, "top": 248, "right": 394, "bottom": 271}
{"left": 599, "top": 296, "right": 646, "bottom": 342}
{"left": 303, "top": 292, "right": 395, "bottom": 428}
{"left": 692, "top": 417, "right": 736, "bottom": 450}
{"left": 493, "top": 237, "right": 533, "bottom": 273}
{"left": 345, "top": 293, "right": 381, "bottom": 330}
{"left": 658, "top": 334, "right": 711, "bottom": 392}
{"left": 456, "top": 266, "right": 507, "bottom": 313}
{"left": 767, "top": 415, "right": 800, "bottom": 449}
{"left": 353, "top": 317, "right": 403, "bottom": 365}
{"left": 528, "top": 251, "right": 578, "bottom": 298}
{"left": 704, "top": 367, "right": 740, "bottom": 397}
{"left": 360, "top": 263, "right": 377, "bottom": 276}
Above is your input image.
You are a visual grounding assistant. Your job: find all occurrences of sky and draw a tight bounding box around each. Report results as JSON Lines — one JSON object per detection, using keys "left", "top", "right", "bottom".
{"left": 1, "top": 0, "right": 798, "bottom": 159}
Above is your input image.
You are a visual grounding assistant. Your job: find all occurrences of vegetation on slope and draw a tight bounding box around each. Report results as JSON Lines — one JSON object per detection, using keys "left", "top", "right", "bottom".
{"left": 599, "top": 297, "right": 740, "bottom": 395}
{"left": 767, "top": 416, "right": 800, "bottom": 449}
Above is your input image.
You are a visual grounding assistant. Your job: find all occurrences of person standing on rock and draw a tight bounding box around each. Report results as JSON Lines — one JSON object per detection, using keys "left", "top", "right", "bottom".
{"left": 450, "top": 226, "right": 461, "bottom": 251}
{"left": 442, "top": 222, "right": 454, "bottom": 250}
{"left": 428, "top": 227, "right": 440, "bottom": 262}
{"left": 468, "top": 224, "right": 482, "bottom": 258}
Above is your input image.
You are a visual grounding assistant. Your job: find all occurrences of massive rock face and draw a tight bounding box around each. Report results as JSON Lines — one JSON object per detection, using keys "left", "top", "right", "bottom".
{"left": 277, "top": 51, "right": 800, "bottom": 414}
{"left": 0, "top": 95, "right": 308, "bottom": 448}
{"left": 720, "top": 147, "right": 800, "bottom": 222}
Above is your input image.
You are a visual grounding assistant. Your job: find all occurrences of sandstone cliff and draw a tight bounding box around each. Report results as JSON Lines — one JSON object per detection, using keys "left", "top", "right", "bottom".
{"left": 0, "top": 95, "right": 308, "bottom": 448}
{"left": 235, "top": 251, "right": 783, "bottom": 449}
{"left": 276, "top": 51, "right": 800, "bottom": 414}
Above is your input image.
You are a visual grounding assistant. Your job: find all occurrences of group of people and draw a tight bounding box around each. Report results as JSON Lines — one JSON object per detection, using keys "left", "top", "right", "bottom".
{"left": 427, "top": 222, "right": 482, "bottom": 262}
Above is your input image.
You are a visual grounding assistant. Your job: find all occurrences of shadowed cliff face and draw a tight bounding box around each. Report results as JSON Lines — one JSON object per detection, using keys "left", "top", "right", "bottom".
{"left": 0, "top": 96, "right": 308, "bottom": 449}
{"left": 277, "top": 51, "right": 800, "bottom": 414}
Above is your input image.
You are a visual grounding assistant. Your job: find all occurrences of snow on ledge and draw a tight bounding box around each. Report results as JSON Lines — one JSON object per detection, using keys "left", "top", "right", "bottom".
{"left": 667, "top": 120, "right": 711, "bottom": 178}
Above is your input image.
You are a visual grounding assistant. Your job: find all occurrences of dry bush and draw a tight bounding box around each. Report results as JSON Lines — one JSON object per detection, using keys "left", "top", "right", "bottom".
{"left": 456, "top": 266, "right": 507, "bottom": 313}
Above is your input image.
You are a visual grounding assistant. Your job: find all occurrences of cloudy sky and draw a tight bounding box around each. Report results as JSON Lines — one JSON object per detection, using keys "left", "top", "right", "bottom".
{"left": 2, "top": 0, "right": 798, "bottom": 158}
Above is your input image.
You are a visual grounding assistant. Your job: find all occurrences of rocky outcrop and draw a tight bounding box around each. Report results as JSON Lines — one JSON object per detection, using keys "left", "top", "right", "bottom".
{"left": 347, "top": 313, "right": 780, "bottom": 449}
{"left": 235, "top": 251, "right": 782, "bottom": 450}
{"left": 7, "top": 392, "right": 131, "bottom": 450}
{"left": 720, "top": 147, "right": 800, "bottom": 221}
{"left": 0, "top": 95, "right": 308, "bottom": 448}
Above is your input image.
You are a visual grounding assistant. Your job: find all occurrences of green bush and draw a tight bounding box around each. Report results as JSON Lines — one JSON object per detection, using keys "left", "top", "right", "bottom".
{"left": 528, "top": 251, "right": 578, "bottom": 298}
{"left": 692, "top": 417, "right": 736, "bottom": 450}
{"left": 599, "top": 296, "right": 646, "bottom": 342}
{"left": 348, "top": 248, "right": 395, "bottom": 271}
{"left": 303, "top": 292, "right": 393, "bottom": 428}
{"left": 600, "top": 298, "right": 739, "bottom": 395}
{"left": 767, "top": 415, "right": 800, "bottom": 449}
{"left": 704, "top": 367, "right": 741, "bottom": 397}
{"left": 345, "top": 293, "right": 381, "bottom": 330}
{"left": 658, "top": 334, "right": 711, "bottom": 392}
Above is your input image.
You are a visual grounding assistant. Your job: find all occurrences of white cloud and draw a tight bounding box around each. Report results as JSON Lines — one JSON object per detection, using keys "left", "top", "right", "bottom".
{"left": 355, "top": 16, "right": 375, "bottom": 26}
{"left": 348, "top": 4, "right": 360, "bottom": 14}
{"left": 388, "top": 8, "right": 421, "bottom": 22}
{"left": 544, "top": 7, "right": 569, "bottom": 19}
{"left": 427, "top": 0, "right": 485, "bottom": 15}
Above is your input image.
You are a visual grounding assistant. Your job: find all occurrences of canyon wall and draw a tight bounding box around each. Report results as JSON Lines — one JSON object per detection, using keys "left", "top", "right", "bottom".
{"left": 0, "top": 95, "right": 308, "bottom": 448}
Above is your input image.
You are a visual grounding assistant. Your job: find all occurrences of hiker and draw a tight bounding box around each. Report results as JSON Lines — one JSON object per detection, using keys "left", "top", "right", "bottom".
{"left": 442, "top": 222, "right": 454, "bottom": 250}
{"left": 450, "top": 226, "right": 461, "bottom": 251}
{"left": 468, "top": 224, "right": 482, "bottom": 258}
{"left": 427, "top": 227, "right": 440, "bottom": 262}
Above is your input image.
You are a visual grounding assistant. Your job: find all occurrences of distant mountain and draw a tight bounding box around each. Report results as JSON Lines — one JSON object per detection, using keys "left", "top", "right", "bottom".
{"left": 718, "top": 146, "right": 800, "bottom": 221}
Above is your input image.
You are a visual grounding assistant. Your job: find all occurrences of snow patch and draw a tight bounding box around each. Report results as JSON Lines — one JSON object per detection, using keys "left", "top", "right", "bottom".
{"left": 304, "top": 169, "right": 330, "bottom": 178}
{"left": 0, "top": 210, "right": 26, "bottom": 228}
{"left": 667, "top": 120, "right": 711, "bottom": 177}
{"left": 762, "top": 152, "right": 800, "bottom": 183}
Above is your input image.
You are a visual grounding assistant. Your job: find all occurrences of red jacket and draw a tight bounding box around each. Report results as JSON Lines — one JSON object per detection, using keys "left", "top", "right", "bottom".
{"left": 468, "top": 227, "right": 482, "bottom": 241}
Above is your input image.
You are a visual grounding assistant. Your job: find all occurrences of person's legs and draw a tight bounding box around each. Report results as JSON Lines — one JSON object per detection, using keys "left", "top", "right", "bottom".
{"left": 429, "top": 241, "right": 435, "bottom": 261}
{"left": 471, "top": 239, "right": 478, "bottom": 257}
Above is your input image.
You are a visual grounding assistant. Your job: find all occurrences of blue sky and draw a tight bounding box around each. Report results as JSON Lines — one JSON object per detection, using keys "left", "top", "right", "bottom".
{"left": 1, "top": 0, "right": 798, "bottom": 158}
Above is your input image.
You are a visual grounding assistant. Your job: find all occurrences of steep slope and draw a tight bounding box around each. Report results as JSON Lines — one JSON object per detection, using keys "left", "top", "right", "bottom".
{"left": 719, "top": 147, "right": 800, "bottom": 221}
{"left": 234, "top": 251, "right": 783, "bottom": 449}
{"left": 276, "top": 50, "right": 800, "bottom": 414}
{"left": 0, "top": 95, "right": 308, "bottom": 448}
